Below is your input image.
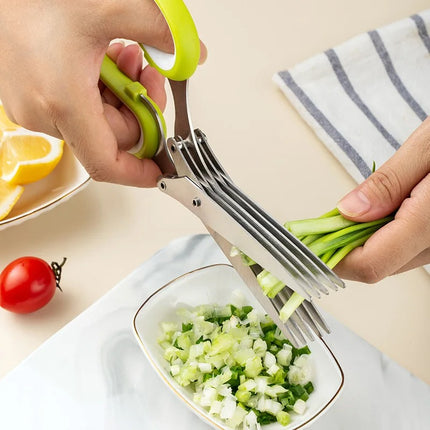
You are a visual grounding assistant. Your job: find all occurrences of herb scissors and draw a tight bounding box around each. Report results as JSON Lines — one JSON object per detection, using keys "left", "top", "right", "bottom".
{"left": 100, "top": 0, "right": 344, "bottom": 346}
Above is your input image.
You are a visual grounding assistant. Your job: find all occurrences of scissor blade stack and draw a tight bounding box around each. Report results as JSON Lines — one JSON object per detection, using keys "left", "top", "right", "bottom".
{"left": 157, "top": 130, "right": 343, "bottom": 346}
{"left": 209, "top": 229, "right": 331, "bottom": 347}
{"left": 194, "top": 131, "right": 344, "bottom": 292}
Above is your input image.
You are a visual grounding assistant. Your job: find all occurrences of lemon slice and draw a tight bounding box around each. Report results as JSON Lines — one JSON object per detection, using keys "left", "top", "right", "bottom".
{"left": 0, "top": 179, "right": 24, "bottom": 220}
{"left": 0, "top": 105, "right": 19, "bottom": 132}
{"left": 1, "top": 130, "right": 64, "bottom": 185}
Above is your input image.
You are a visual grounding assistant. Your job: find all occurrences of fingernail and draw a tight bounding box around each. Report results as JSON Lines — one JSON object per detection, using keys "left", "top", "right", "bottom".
{"left": 337, "top": 190, "right": 371, "bottom": 217}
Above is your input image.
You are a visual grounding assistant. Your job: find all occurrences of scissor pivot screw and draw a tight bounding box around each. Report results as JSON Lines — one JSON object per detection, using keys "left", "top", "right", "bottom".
{"left": 192, "top": 198, "right": 201, "bottom": 207}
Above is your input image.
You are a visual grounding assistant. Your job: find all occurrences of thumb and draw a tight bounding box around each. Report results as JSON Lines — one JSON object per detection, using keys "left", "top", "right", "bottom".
{"left": 105, "top": 0, "right": 174, "bottom": 52}
{"left": 100, "top": 0, "right": 207, "bottom": 63}
{"left": 337, "top": 117, "right": 430, "bottom": 222}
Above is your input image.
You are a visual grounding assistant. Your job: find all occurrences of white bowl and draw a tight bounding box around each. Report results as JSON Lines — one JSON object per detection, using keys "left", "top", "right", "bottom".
{"left": 133, "top": 264, "right": 344, "bottom": 430}
{"left": 0, "top": 144, "right": 90, "bottom": 230}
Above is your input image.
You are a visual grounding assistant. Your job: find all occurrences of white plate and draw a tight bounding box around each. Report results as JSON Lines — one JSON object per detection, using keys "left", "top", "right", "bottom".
{"left": 0, "top": 144, "right": 90, "bottom": 230}
{"left": 133, "top": 264, "right": 344, "bottom": 430}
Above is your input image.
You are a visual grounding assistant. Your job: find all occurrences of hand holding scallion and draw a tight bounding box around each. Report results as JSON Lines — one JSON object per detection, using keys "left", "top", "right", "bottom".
{"left": 237, "top": 117, "right": 430, "bottom": 321}
{"left": 335, "top": 116, "right": 430, "bottom": 282}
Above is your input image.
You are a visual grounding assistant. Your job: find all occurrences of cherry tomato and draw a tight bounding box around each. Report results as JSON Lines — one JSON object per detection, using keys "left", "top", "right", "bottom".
{"left": 0, "top": 256, "right": 65, "bottom": 314}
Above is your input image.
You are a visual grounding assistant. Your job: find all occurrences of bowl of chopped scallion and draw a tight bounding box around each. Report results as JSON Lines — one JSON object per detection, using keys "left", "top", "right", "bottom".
{"left": 133, "top": 264, "right": 344, "bottom": 430}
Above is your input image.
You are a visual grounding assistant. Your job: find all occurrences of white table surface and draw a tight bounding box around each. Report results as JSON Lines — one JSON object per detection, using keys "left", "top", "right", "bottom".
{"left": 0, "top": 0, "right": 429, "bottom": 407}
{"left": 0, "top": 235, "right": 428, "bottom": 430}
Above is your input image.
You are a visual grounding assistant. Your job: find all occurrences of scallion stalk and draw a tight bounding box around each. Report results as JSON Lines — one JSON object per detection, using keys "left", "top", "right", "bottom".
{"left": 308, "top": 221, "right": 390, "bottom": 256}
{"left": 237, "top": 209, "right": 393, "bottom": 325}
{"left": 285, "top": 215, "right": 356, "bottom": 237}
{"left": 325, "top": 230, "right": 375, "bottom": 268}
{"left": 279, "top": 292, "right": 306, "bottom": 322}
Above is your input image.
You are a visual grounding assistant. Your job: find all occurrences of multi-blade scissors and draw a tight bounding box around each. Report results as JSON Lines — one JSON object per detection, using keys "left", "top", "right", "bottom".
{"left": 100, "top": 0, "right": 344, "bottom": 346}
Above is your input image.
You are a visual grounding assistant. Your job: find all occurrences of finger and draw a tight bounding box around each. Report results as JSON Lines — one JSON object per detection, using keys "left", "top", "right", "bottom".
{"left": 101, "top": 42, "right": 127, "bottom": 107}
{"left": 103, "top": 43, "right": 144, "bottom": 148}
{"left": 104, "top": 42, "right": 143, "bottom": 90}
{"left": 101, "top": 86, "right": 122, "bottom": 108}
{"left": 102, "top": 43, "right": 143, "bottom": 108}
{"left": 115, "top": 43, "right": 143, "bottom": 81}
{"left": 104, "top": 68, "right": 166, "bottom": 151}
{"left": 101, "top": 0, "right": 174, "bottom": 52}
{"left": 106, "top": 41, "right": 125, "bottom": 62}
{"left": 334, "top": 173, "right": 430, "bottom": 282}
{"left": 112, "top": 44, "right": 166, "bottom": 109}
{"left": 100, "top": 0, "right": 207, "bottom": 64}
{"left": 140, "top": 65, "right": 166, "bottom": 111}
{"left": 338, "top": 116, "right": 430, "bottom": 221}
{"left": 102, "top": 103, "right": 140, "bottom": 150}
{"left": 56, "top": 82, "right": 161, "bottom": 187}
{"left": 199, "top": 41, "right": 208, "bottom": 64}
{"left": 103, "top": 46, "right": 166, "bottom": 150}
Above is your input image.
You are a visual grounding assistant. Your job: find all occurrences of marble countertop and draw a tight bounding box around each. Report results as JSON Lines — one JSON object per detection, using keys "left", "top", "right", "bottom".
{"left": 0, "top": 235, "right": 428, "bottom": 430}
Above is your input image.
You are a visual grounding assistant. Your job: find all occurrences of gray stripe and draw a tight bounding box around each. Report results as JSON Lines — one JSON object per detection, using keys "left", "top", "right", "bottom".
{"left": 325, "top": 49, "right": 400, "bottom": 151}
{"left": 411, "top": 14, "right": 430, "bottom": 53}
{"left": 369, "top": 30, "right": 427, "bottom": 121}
{"left": 278, "top": 70, "right": 372, "bottom": 178}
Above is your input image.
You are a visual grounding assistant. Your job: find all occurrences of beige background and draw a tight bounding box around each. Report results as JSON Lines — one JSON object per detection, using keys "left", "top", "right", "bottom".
{"left": 1, "top": 0, "right": 429, "bottom": 384}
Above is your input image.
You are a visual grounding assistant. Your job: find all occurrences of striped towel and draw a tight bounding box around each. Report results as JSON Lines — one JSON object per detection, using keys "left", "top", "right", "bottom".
{"left": 274, "top": 10, "right": 430, "bottom": 274}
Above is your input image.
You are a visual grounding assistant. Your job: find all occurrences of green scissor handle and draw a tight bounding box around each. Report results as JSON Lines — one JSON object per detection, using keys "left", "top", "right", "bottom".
{"left": 100, "top": 0, "right": 200, "bottom": 159}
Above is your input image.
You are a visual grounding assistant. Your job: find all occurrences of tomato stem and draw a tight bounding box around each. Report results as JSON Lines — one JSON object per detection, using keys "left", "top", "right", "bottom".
{"left": 51, "top": 257, "right": 67, "bottom": 292}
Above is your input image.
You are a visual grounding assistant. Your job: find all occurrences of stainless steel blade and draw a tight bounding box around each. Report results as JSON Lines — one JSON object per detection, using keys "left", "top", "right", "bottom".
{"left": 206, "top": 227, "right": 301, "bottom": 345}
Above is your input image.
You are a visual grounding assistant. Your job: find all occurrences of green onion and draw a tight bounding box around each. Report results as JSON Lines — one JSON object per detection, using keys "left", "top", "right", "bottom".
{"left": 257, "top": 270, "right": 286, "bottom": 298}
{"left": 285, "top": 214, "right": 356, "bottom": 237}
{"left": 279, "top": 292, "right": 305, "bottom": 322}
{"left": 235, "top": 207, "right": 393, "bottom": 325}
{"left": 159, "top": 304, "right": 314, "bottom": 429}
{"left": 277, "top": 215, "right": 392, "bottom": 322}
{"left": 307, "top": 217, "right": 392, "bottom": 257}
{"left": 325, "top": 230, "right": 375, "bottom": 268}
{"left": 300, "top": 233, "right": 324, "bottom": 246}
{"left": 320, "top": 248, "right": 336, "bottom": 263}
